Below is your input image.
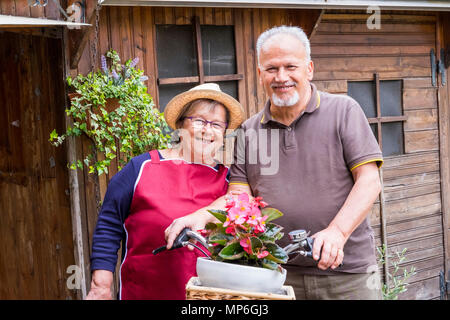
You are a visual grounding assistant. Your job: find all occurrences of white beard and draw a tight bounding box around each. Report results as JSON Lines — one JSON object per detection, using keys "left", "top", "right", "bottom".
{"left": 271, "top": 90, "right": 300, "bottom": 107}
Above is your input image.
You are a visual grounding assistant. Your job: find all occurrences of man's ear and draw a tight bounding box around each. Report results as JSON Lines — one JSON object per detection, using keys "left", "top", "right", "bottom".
{"left": 257, "top": 66, "right": 263, "bottom": 86}
{"left": 307, "top": 60, "right": 314, "bottom": 81}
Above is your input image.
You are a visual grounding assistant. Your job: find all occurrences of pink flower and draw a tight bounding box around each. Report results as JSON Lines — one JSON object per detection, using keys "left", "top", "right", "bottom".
{"left": 254, "top": 215, "right": 268, "bottom": 233}
{"left": 240, "top": 237, "right": 252, "bottom": 254}
{"left": 257, "top": 250, "right": 269, "bottom": 259}
{"left": 254, "top": 196, "right": 268, "bottom": 208}
{"left": 227, "top": 206, "right": 248, "bottom": 226}
{"left": 225, "top": 226, "right": 236, "bottom": 235}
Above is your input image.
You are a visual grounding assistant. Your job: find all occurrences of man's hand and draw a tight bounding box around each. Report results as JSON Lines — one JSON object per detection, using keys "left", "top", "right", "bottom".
{"left": 311, "top": 225, "right": 346, "bottom": 270}
{"left": 85, "top": 270, "right": 113, "bottom": 300}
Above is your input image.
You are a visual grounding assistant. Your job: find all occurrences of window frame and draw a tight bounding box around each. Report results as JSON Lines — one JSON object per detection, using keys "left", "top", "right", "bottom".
{"left": 348, "top": 73, "right": 408, "bottom": 157}
{"left": 155, "top": 16, "right": 243, "bottom": 90}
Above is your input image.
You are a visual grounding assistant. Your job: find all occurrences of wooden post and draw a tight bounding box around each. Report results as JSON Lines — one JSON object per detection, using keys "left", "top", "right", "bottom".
{"left": 62, "top": 28, "right": 88, "bottom": 299}
{"left": 437, "top": 12, "right": 450, "bottom": 299}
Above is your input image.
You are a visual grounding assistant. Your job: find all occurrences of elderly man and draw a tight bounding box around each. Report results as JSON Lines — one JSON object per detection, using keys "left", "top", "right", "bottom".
{"left": 166, "top": 26, "right": 383, "bottom": 300}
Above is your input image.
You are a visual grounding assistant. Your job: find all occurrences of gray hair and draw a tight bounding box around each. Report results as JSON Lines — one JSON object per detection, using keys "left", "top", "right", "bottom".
{"left": 256, "top": 25, "right": 311, "bottom": 66}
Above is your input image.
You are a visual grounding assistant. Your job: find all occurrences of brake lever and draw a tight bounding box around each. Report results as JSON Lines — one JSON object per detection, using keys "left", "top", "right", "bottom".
{"left": 152, "top": 227, "right": 190, "bottom": 255}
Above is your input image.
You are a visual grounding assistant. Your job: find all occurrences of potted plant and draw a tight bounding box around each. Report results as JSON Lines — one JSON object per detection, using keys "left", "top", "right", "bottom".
{"left": 49, "top": 49, "right": 170, "bottom": 175}
{"left": 196, "top": 193, "right": 289, "bottom": 293}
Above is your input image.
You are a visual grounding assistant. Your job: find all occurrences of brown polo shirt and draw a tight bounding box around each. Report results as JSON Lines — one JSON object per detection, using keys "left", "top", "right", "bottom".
{"left": 229, "top": 83, "right": 383, "bottom": 275}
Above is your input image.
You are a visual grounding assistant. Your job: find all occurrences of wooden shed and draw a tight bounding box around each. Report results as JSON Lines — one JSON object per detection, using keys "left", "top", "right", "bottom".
{"left": 1, "top": 0, "right": 450, "bottom": 300}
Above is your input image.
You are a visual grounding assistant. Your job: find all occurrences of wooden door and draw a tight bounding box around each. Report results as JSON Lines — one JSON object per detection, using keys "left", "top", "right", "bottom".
{"left": 0, "top": 31, "right": 77, "bottom": 299}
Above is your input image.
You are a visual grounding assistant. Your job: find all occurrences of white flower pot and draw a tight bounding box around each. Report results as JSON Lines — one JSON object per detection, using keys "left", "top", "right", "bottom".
{"left": 196, "top": 257, "right": 287, "bottom": 294}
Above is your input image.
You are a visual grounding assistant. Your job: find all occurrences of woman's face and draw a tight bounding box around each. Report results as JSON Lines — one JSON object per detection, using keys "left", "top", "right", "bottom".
{"left": 178, "top": 101, "right": 228, "bottom": 165}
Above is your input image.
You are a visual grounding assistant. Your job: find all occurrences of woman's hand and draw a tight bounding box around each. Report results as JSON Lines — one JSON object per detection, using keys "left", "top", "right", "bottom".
{"left": 85, "top": 270, "right": 113, "bottom": 300}
{"left": 164, "top": 210, "right": 213, "bottom": 250}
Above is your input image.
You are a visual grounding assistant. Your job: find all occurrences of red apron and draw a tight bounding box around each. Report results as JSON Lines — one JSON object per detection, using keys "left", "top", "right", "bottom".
{"left": 119, "top": 150, "right": 228, "bottom": 300}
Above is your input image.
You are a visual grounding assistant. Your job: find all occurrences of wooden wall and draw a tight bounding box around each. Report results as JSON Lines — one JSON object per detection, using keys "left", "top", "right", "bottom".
{"left": 0, "top": 31, "right": 77, "bottom": 299}
{"left": 310, "top": 11, "right": 444, "bottom": 299}
{"left": 71, "top": 7, "right": 447, "bottom": 300}
{"left": 0, "top": 0, "right": 63, "bottom": 19}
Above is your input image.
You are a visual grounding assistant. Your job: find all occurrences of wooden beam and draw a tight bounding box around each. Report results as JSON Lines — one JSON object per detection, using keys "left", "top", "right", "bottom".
{"left": 158, "top": 73, "right": 244, "bottom": 85}
{"left": 69, "top": 2, "right": 99, "bottom": 69}
{"left": 194, "top": 16, "right": 204, "bottom": 84}
{"left": 63, "top": 27, "right": 89, "bottom": 299}
{"left": 437, "top": 11, "right": 450, "bottom": 298}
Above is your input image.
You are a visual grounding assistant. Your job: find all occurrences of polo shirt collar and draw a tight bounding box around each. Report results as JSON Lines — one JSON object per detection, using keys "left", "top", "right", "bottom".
{"left": 260, "top": 83, "right": 320, "bottom": 125}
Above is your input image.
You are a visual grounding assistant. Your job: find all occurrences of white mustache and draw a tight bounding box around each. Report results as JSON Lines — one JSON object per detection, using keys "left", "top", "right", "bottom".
{"left": 270, "top": 81, "right": 297, "bottom": 88}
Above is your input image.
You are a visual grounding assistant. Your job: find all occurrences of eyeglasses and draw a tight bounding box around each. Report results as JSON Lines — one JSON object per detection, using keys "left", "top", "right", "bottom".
{"left": 183, "top": 117, "right": 228, "bottom": 132}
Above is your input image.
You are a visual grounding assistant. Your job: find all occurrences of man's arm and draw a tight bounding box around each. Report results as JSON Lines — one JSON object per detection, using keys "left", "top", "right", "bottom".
{"left": 312, "top": 162, "right": 381, "bottom": 270}
{"left": 165, "top": 183, "right": 253, "bottom": 249}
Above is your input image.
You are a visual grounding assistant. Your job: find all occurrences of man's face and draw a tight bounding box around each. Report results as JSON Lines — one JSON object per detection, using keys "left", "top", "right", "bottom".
{"left": 258, "top": 34, "right": 314, "bottom": 108}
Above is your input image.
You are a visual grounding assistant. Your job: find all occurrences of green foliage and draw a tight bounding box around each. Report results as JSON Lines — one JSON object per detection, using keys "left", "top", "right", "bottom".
{"left": 205, "top": 197, "right": 288, "bottom": 272}
{"left": 49, "top": 49, "right": 170, "bottom": 175}
{"left": 377, "top": 244, "right": 416, "bottom": 300}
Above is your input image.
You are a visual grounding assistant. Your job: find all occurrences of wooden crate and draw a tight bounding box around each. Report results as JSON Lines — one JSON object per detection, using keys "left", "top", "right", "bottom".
{"left": 185, "top": 277, "right": 296, "bottom": 300}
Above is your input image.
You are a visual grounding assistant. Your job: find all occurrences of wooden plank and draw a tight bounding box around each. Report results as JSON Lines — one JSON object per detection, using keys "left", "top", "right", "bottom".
{"left": 242, "top": 9, "right": 257, "bottom": 118}
{"left": 437, "top": 12, "right": 450, "bottom": 291}
{"left": 233, "top": 9, "right": 248, "bottom": 112}
{"left": 404, "top": 129, "right": 439, "bottom": 153}
{"left": 403, "top": 88, "right": 438, "bottom": 110}
{"left": 311, "top": 33, "right": 435, "bottom": 46}
{"left": 321, "top": 13, "right": 436, "bottom": 23}
{"left": 316, "top": 22, "right": 436, "bottom": 34}
{"left": 204, "top": 7, "right": 212, "bottom": 25}
{"left": 163, "top": 7, "right": 174, "bottom": 25}
{"left": 382, "top": 151, "right": 439, "bottom": 169}
{"left": 404, "top": 109, "right": 438, "bottom": 131}
{"left": 311, "top": 45, "right": 431, "bottom": 57}
{"left": 399, "top": 276, "right": 440, "bottom": 300}
{"left": 403, "top": 77, "right": 434, "bottom": 89}
{"left": 13, "top": 0, "right": 30, "bottom": 17}
{"left": 141, "top": 7, "right": 158, "bottom": 100}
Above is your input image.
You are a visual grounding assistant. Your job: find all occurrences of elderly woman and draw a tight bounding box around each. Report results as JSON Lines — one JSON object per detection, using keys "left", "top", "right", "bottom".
{"left": 86, "top": 83, "right": 244, "bottom": 300}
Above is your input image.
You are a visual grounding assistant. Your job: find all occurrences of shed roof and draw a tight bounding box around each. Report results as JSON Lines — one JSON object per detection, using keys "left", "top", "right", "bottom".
{"left": 0, "top": 14, "right": 91, "bottom": 28}
{"left": 101, "top": 0, "right": 450, "bottom": 11}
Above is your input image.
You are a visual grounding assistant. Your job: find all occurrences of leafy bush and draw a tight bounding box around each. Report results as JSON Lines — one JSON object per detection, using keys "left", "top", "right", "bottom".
{"left": 49, "top": 49, "right": 170, "bottom": 175}
{"left": 377, "top": 244, "right": 416, "bottom": 300}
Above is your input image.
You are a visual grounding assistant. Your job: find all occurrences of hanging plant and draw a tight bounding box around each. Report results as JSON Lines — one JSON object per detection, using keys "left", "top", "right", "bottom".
{"left": 49, "top": 49, "right": 170, "bottom": 175}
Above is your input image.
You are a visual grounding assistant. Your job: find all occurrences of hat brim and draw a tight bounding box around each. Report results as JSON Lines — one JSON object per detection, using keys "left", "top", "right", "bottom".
{"left": 164, "top": 89, "right": 245, "bottom": 131}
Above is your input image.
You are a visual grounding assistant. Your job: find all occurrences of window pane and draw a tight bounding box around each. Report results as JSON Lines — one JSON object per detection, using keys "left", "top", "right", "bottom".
{"left": 201, "top": 26, "right": 237, "bottom": 76}
{"left": 380, "top": 80, "right": 402, "bottom": 117}
{"left": 156, "top": 25, "right": 198, "bottom": 78}
{"left": 158, "top": 83, "right": 199, "bottom": 112}
{"left": 381, "top": 122, "right": 404, "bottom": 157}
{"left": 347, "top": 81, "right": 377, "bottom": 118}
{"left": 216, "top": 81, "right": 238, "bottom": 100}
{"left": 370, "top": 124, "right": 378, "bottom": 142}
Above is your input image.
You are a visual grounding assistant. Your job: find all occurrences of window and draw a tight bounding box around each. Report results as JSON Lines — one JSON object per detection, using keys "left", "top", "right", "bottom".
{"left": 348, "top": 74, "right": 407, "bottom": 157}
{"left": 155, "top": 17, "right": 243, "bottom": 111}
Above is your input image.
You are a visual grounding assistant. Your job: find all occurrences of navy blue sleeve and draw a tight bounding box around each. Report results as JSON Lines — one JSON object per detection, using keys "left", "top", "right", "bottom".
{"left": 90, "top": 152, "right": 151, "bottom": 272}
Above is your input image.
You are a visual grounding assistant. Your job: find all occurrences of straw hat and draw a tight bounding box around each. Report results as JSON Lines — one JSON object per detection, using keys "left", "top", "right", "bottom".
{"left": 164, "top": 83, "right": 245, "bottom": 130}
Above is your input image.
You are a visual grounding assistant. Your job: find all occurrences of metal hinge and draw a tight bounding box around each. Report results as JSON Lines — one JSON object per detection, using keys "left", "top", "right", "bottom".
{"left": 439, "top": 270, "right": 450, "bottom": 300}
{"left": 430, "top": 48, "right": 447, "bottom": 87}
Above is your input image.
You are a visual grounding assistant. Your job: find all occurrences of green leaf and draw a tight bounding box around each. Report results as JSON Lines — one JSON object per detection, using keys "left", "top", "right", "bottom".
{"left": 207, "top": 209, "right": 228, "bottom": 223}
{"left": 265, "top": 243, "right": 288, "bottom": 264}
{"left": 218, "top": 242, "right": 245, "bottom": 260}
{"left": 260, "top": 223, "right": 284, "bottom": 242}
{"left": 49, "top": 129, "right": 58, "bottom": 142}
{"left": 209, "top": 232, "right": 233, "bottom": 246}
{"left": 261, "top": 207, "right": 283, "bottom": 222}
{"left": 261, "top": 258, "right": 279, "bottom": 270}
